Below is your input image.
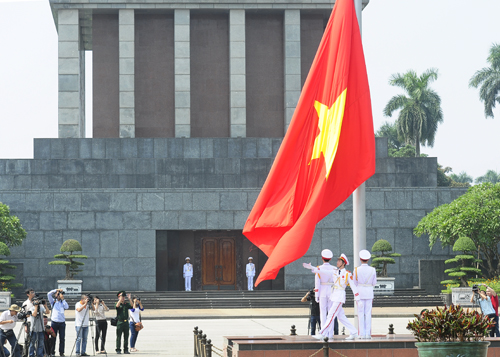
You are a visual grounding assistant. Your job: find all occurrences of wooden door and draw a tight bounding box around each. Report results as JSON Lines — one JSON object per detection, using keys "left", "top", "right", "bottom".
{"left": 202, "top": 237, "right": 236, "bottom": 290}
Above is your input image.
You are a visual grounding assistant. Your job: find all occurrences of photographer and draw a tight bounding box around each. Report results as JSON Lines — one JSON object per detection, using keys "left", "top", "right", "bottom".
{"left": 115, "top": 291, "right": 132, "bottom": 355}
{"left": 0, "top": 304, "right": 22, "bottom": 357}
{"left": 23, "top": 289, "right": 35, "bottom": 311}
{"left": 486, "top": 286, "right": 499, "bottom": 337}
{"left": 75, "top": 295, "right": 91, "bottom": 357}
{"left": 29, "top": 297, "right": 46, "bottom": 357}
{"left": 92, "top": 296, "right": 109, "bottom": 354}
{"left": 128, "top": 296, "right": 144, "bottom": 353}
{"left": 43, "top": 316, "right": 56, "bottom": 357}
{"left": 470, "top": 284, "right": 497, "bottom": 336}
{"left": 301, "top": 289, "right": 320, "bottom": 335}
{"left": 47, "top": 288, "right": 68, "bottom": 357}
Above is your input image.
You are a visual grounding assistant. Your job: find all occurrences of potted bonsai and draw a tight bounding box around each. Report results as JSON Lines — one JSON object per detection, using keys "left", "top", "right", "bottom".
{"left": 370, "top": 239, "right": 400, "bottom": 295}
{"left": 407, "top": 304, "right": 492, "bottom": 357}
{"left": 49, "top": 239, "right": 87, "bottom": 297}
{"left": 0, "top": 242, "right": 22, "bottom": 309}
{"left": 439, "top": 237, "right": 483, "bottom": 306}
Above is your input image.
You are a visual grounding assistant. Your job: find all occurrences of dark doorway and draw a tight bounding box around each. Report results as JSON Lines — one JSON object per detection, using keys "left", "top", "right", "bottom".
{"left": 202, "top": 237, "right": 236, "bottom": 290}
{"left": 155, "top": 230, "right": 285, "bottom": 291}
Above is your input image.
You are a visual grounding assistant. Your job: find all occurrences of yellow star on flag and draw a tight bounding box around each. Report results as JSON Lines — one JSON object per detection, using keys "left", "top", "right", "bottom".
{"left": 310, "top": 88, "right": 347, "bottom": 179}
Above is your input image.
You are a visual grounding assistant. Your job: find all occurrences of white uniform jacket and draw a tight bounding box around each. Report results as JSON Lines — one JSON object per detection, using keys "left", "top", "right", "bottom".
{"left": 330, "top": 268, "right": 360, "bottom": 303}
{"left": 311, "top": 263, "right": 337, "bottom": 299}
{"left": 246, "top": 263, "right": 255, "bottom": 277}
{"left": 351, "top": 264, "right": 377, "bottom": 300}
{"left": 183, "top": 263, "right": 193, "bottom": 278}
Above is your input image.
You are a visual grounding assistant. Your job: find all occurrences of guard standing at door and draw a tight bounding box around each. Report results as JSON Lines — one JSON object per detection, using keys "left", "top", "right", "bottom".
{"left": 246, "top": 257, "right": 256, "bottom": 291}
{"left": 183, "top": 257, "right": 193, "bottom": 291}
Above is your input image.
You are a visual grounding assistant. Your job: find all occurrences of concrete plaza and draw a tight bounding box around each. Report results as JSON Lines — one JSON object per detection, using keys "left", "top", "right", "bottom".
{"left": 18, "top": 307, "right": 432, "bottom": 356}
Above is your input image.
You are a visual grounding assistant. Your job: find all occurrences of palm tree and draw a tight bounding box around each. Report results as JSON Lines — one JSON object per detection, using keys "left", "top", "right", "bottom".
{"left": 475, "top": 170, "right": 500, "bottom": 184}
{"left": 375, "top": 121, "right": 403, "bottom": 150}
{"left": 469, "top": 43, "right": 500, "bottom": 118}
{"left": 449, "top": 171, "right": 473, "bottom": 184}
{"left": 383, "top": 69, "right": 443, "bottom": 156}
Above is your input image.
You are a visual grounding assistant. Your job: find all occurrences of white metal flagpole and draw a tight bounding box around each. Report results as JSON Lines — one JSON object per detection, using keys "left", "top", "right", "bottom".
{"left": 352, "top": 0, "right": 365, "bottom": 332}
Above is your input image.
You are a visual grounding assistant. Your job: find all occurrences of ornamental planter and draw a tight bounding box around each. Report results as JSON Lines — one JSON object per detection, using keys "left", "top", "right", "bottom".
{"left": 374, "top": 277, "right": 395, "bottom": 295}
{"left": 451, "top": 287, "right": 474, "bottom": 307}
{"left": 57, "top": 280, "right": 82, "bottom": 298}
{"left": 415, "top": 341, "right": 490, "bottom": 357}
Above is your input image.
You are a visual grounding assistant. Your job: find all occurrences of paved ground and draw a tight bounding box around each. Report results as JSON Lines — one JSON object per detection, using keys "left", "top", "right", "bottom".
{"left": 17, "top": 307, "right": 436, "bottom": 356}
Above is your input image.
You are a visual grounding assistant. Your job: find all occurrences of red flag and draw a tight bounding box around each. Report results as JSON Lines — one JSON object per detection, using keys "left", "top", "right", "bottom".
{"left": 243, "top": 0, "right": 375, "bottom": 286}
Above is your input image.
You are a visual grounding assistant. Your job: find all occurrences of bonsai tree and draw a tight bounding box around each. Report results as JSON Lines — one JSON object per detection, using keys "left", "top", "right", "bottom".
{"left": 441, "top": 236, "right": 482, "bottom": 291}
{"left": 371, "top": 239, "right": 401, "bottom": 277}
{"left": 0, "top": 242, "right": 22, "bottom": 291}
{"left": 49, "top": 239, "right": 87, "bottom": 280}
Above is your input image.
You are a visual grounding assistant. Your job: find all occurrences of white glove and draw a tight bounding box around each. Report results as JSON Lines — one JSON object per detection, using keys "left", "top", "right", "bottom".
{"left": 302, "top": 262, "right": 313, "bottom": 270}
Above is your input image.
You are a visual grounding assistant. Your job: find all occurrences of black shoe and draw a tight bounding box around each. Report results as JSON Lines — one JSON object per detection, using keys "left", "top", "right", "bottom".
{"left": 60, "top": 354, "right": 65, "bottom": 357}
{"left": 116, "top": 350, "right": 121, "bottom": 354}
{"left": 81, "top": 354, "right": 90, "bottom": 356}
{"left": 124, "top": 350, "right": 130, "bottom": 354}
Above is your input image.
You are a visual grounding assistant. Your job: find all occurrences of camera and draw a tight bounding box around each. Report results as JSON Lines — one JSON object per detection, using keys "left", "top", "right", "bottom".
{"left": 85, "top": 293, "right": 93, "bottom": 305}
{"left": 32, "top": 293, "right": 46, "bottom": 306}
{"left": 17, "top": 309, "right": 32, "bottom": 320}
{"left": 472, "top": 284, "right": 479, "bottom": 293}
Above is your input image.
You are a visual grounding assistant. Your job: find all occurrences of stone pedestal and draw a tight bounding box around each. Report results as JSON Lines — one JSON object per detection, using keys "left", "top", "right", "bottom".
{"left": 452, "top": 287, "right": 474, "bottom": 307}
{"left": 58, "top": 280, "right": 83, "bottom": 297}
{"left": 0, "top": 292, "right": 11, "bottom": 310}
{"left": 374, "top": 277, "right": 395, "bottom": 295}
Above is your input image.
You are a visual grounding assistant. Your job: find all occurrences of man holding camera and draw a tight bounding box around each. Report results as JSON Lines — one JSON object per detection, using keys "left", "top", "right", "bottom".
{"left": 75, "top": 295, "right": 91, "bottom": 357}
{"left": 115, "top": 291, "right": 132, "bottom": 354}
{"left": 0, "top": 304, "right": 22, "bottom": 357}
{"left": 47, "top": 288, "right": 68, "bottom": 357}
{"left": 29, "top": 297, "right": 46, "bottom": 357}
{"left": 470, "top": 284, "right": 497, "bottom": 337}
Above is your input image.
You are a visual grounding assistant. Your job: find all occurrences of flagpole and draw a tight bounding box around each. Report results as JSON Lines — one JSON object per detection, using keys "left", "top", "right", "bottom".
{"left": 353, "top": 0, "right": 364, "bottom": 332}
{"left": 352, "top": 0, "right": 365, "bottom": 271}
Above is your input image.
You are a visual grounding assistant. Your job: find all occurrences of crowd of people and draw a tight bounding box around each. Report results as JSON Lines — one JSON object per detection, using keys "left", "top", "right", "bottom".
{"left": 0, "top": 289, "right": 145, "bottom": 357}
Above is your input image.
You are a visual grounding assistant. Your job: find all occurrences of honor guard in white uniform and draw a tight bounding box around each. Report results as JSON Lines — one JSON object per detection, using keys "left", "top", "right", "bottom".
{"left": 183, "top": 257, "right": 193, "bottom": 291}
{"left": 308, "top": 254, "right": 360, "bottom": 340}
{"left": 246, "top": 257, "right": 256, "bottom": 290}
{"left": 352, "top": 249, "right": 377, "bottom": 339}
{"left": 302, "top": 249, "right": 336, "bottom": 329}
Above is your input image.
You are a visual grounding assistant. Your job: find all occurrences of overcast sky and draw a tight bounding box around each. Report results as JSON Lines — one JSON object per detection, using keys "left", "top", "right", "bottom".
{"left": 0, "top": 0, "right": 499, "bottom": 180}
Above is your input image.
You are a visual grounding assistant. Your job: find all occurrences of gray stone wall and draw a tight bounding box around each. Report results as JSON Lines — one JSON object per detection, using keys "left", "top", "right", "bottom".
{"left": 0, "top": 186, "right": 465, "bottom": 292}
{"left": 0, "top": 137, "right": 453, "bottom": 292}
{"left": 0, "top": 138, "right": 436, "bottom": 190}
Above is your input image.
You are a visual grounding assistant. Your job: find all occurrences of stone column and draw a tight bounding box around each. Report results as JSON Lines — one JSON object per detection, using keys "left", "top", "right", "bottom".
{"left": 229, "top": 10, "right": 246, "bottom": 138}
{"left": 119, "top": 9, "right": 135, "bottom": 138}
{"left": 174, "top": 9, "right": 190, "bottom": 138}
{"left": 283, "top": 10, "right": 301, "bottom": 133}
{"left": 58, "top": 9, "right": 85, "bottom": 138}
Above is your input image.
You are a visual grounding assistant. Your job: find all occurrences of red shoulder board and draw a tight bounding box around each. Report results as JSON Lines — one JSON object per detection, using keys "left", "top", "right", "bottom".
{"left": 350, "top": 275, "right": 353, "bottom": 280}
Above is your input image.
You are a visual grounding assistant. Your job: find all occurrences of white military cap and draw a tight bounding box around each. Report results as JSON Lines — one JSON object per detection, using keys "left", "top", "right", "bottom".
{"left": 321, "top": 249, "right": 333, "bottom": 259}
{"left": 248, "top": 257, "right": 253, "bottom": 260}
{"left": 338, "top": 253, "right": 349, "bottom": 266}
{"left": 185, "top": 257, "right": 190, "bottom": 261}
{"left": 359, "top": 250, "right": 371, "bottom": 260}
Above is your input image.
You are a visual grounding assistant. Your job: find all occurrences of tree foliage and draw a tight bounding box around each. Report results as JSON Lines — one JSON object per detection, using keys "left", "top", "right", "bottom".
{"left": 49, "top": 239, "right": 87, "bottom": 280}
{"left": 0, "top": 203, "right": 27, "bottom": 247}
{"left": 449, "top": 171, "right": 473, "bottom": 184}
{"left": 469, "top": 43, "right": 500, "bottom": 118}
{"left": 375, "top": 122, "right": 428, "bottom": 158}
{"left": 475, "top": 170, "right": 500, "bottom": 184}
{"left": 383, "top": 68, "right": 443, "bottom": 156}
{"left": 371, "top": 239, "right": 401, "bottom": 277}
{"left": 414, "top": 183, "right": 500, "bottom": 278}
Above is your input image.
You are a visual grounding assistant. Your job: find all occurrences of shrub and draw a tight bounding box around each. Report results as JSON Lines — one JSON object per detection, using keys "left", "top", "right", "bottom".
{"left": 407, "top": 304, "right": 493, "bottom": 342}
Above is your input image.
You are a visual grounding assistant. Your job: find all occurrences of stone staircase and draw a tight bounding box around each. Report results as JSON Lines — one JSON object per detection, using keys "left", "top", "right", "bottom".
{"left": 24, "top": 289, "right": 443, "bottom": 310}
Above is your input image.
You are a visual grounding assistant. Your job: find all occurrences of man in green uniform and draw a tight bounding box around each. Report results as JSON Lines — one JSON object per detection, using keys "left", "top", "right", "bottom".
{"left": 115, "top": 291, "right": 132, "bottom": 354}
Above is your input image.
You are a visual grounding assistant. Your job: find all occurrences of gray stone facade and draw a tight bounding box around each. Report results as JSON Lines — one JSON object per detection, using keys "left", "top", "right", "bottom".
{"left": 0, "top": 137, "right": 465, "bottom": 291}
